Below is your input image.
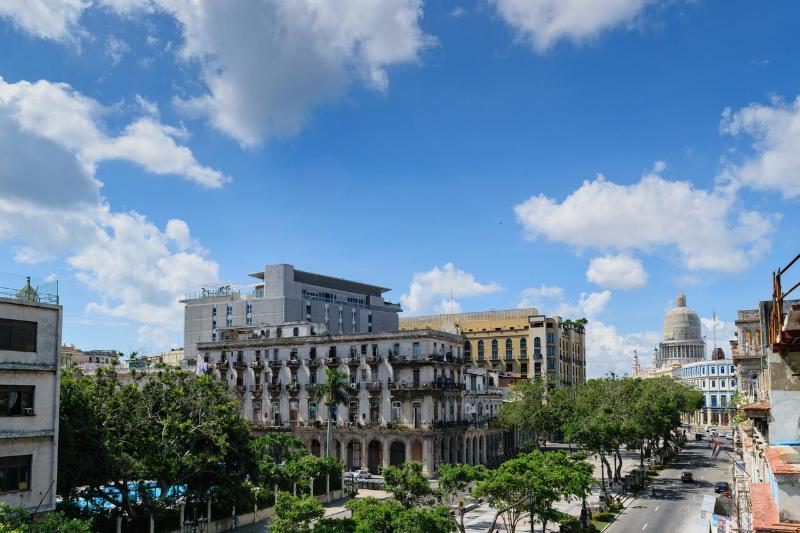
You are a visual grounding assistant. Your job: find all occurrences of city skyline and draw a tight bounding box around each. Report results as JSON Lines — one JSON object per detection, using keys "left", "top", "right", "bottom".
{"left": 1, "top": 1, "right": 799, "bottom": 378}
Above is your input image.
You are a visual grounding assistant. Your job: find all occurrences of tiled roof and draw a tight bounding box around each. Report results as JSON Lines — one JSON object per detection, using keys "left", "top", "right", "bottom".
{"left": 751, "top": 483, "right": 800, "bottom": 532}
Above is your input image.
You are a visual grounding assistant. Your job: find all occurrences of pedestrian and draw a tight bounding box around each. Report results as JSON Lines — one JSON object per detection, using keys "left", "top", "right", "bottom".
{"left": 232, "top": 512, "right": 239, "bottom": 529}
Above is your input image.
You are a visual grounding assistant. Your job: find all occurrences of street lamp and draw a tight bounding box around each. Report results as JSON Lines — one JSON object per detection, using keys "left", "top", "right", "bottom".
{"left": 527, "top": 488, "right": 536, "bottom": 533}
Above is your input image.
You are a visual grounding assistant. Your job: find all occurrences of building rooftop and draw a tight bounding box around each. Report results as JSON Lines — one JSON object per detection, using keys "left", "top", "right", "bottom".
{"left": 0, "top": 273, "right": 59, "bottom": 305}
{"left": 400, "top": 308, "right": 541, "bottom": 324}
{"left": 248, "top": 265, "right": 390, "bottom": 295}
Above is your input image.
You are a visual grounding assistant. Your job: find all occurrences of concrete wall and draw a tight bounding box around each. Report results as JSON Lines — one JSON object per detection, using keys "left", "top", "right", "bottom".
{"left": 0, "top": 298, "right": 61, "bottom": 513}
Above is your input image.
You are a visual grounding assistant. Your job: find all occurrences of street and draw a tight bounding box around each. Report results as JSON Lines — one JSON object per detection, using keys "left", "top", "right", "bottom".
{"left": 606, "top": 439, "right": 733, "bottom": 533}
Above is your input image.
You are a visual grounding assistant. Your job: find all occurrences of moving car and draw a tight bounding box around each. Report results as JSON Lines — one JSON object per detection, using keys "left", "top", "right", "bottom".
{"left": 714, "top": 481, "right": 731, "bottom": 494}
{"left": 681, "top": 472, "right": 694, "bottom": 483}
{"left": 344, "top": 470, "right": 372, "bottom": 480}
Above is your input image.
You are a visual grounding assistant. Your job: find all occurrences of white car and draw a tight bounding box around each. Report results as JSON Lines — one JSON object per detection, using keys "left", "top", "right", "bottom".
{"left": 356, "top": 470, "right": 372, "bottom": 480}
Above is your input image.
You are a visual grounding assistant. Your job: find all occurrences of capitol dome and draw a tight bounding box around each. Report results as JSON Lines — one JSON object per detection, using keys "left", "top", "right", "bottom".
{"left": 662, "top": 293, "right": 702, "bottom": 342}
{"left": 656, "top": 293, "right": 705, "bottom": 368}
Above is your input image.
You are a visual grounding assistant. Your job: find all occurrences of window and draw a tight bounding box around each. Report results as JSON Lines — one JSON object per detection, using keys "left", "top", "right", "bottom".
{"left": 731, "top": 379, "right": 737, "bottom": 387}
{"left": 212, "top": 305, "right": 217, "bottom": 316}
{"left": 505, "top": 363, "right": 513, "bottom": 373}
{"left": 309, "top": 402, "right": 317, "bottom": 419}
{"left": 491, "top": 339, "right": 498, "bottom": 360}
{"left": 293, "top": 327, "right": 299, "bottom": 337}
{"left": 710, "top": 395, "right": 718, "bottom": 408}
{"left": 730, "top": 365, "right": 735, "bottom": 374}
{"left": 534, "top": 337, "right": 541, "bottom": 348}
{"left": 710, "top": 366, "right": 716, "bottom": 375}
{"left": 0, "top": 319, "right": 37, "bottom": 352}
{"left": 464, "top": 341, "right": 472, "bottom": 359}
{"left": 361, "top": 369, "right": 367, "bottom": 381}
{"left": 0, "top": 455, "right": 31, "bottom": 492}
{"left": 721, "top": 379, "right": 726, "bottom": 388}
{"left": 348, "top": 401, "right": 358, "bottom": 423}
{"left": 361, "top": 344, "right": 367, "bottom": 355}
{"left": 520, "top": 362, "right": 528, "bottom": 374}
{"left": 547, "top": 346, "right": 554, "bottom": 356}
{"left": 477, "top": 341, "right": 485, "bottom": 360}
{"left": 520, "top": 338, "right": 527, "bottom": 357}
{"left": 546, "top": 333, "right": 555, "bottom": 344}
{"left": 719, "top": 365, "right": 724, "bottom": 375}
{"left": 505, "top": 339, "right": 513, "bottom": 359}
{"left": 277, "top": 328, "right": 282, "bottom": 338}
{"left": 412, "top": 342, "right": 421, "bottom": 358}
{"left": 721, "top": 395, "right": 727, "bottom": 408}
{"left": 246, "top": 302, "right": 253, "bottom": 325}
{"left": 0, "top": 386, "right": 34, "bottom": 416}
{"left": 702, "top": 380, "right": 706, "bottom": 388}
{"left": 391, "top": 401, "right": 401, "bottom": 422}
{"left": 547, "top": 358, "right": 555, "bottom": 370}
{"left": 306, "top": 303, "right": 312, "bottom": 317}
{"left": 711, "top": 380, "right": 716, "bottom": 388}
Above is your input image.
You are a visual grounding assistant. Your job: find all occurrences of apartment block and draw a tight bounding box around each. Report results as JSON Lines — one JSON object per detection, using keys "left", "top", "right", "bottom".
{"left": 182, "top": 264, "right": 402, "bottom": 368}
{"left": 399, "top": 308, "right": 586, "bottom": 387}
{"left": 195, "top": 322, "right": 512, "bottom": 475}
{"left": 0, "top": 277, "right": 61, "bottom": 515}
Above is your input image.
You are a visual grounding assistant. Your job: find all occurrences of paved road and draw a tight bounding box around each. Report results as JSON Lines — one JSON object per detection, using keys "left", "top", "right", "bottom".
{"left": 606, "top": 439, "right": 733, "bottom": 533}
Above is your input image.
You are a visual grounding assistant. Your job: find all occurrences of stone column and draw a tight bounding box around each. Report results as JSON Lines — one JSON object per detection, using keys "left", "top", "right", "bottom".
{"left": 461, "top": 437, "right": 467, "bottom": 464}
{"left": 382, "top": 438, "right": 390, "bottom": 470}
{"left": 481, "top": 435, "right": 487, "bottom": 464}
{"left": 422, "top": 437, "right": 434, "bottom": 475}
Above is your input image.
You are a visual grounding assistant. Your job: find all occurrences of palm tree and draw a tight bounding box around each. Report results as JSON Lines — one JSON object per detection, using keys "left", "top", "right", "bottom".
{"left": 314, "top": 368, "right": 349, "bottom": 458}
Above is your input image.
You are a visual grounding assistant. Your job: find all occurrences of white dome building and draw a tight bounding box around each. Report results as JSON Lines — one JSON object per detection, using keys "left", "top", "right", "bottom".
{"left": 657, "top": 293, "right": 705, "bottom": 368}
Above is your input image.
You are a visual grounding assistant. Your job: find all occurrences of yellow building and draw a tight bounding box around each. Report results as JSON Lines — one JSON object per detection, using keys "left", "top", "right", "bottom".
{"left": 400, "top": 308, "right": 586, "bottom": 387}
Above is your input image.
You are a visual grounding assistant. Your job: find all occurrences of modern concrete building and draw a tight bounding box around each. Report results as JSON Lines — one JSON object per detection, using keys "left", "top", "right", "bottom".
{"left": 195, "top": 322, "right": 513, "bottom": 475}
{"left": 399, "top": 308, "right": 586, "bottom": 387}
{"left": 0, "top": 276, "right": 61, "bottom": 515}
{"left": 182, "top": 264, "right": 402, "bottom": 368}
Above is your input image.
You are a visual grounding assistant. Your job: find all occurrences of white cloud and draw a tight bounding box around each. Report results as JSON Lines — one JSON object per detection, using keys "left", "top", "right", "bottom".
{"left": 490, "top": 0, "right": 655, "bottom": 52}
{"left": 400, "top": 263, "right": 502, "bottom": 316}
{"left": 105, "top": 35, "right": 130, "bottom": 65}
{"left": 0, "top": 0, "right": 87, "bottom": 43}
{"left": 700, "top": 315, "right": 736, "bottom": 358}
{"left": 0, "top": 77, "right": 220, "bottom": 349}
{"left": 137, "top": 324, "right": 175, "bottom": 353}
{"left": 1, "top": 1, "right": 431, "bottom": 146}
{"left": 162, "top": 0, "right": 432, "bottom": 146}
{"left": 0, "top": 77, "right": 228, "bottom": 188}
{"left": 515, "top": 284, "right": 650, "bottom": 377}
{"left": 721, "top": 95, "right": 800, "bottom": 199}
{"left": 514, "top": 170, "right": 774, "bottom": 273}
{"left": 586, "top": 320, "right": 660, "bottom": 377}
{"left": 586, "top": 253, "right": 648, "bottom": 289}
{"left": 517, "top": 285, "right": 610, "bottom": 319}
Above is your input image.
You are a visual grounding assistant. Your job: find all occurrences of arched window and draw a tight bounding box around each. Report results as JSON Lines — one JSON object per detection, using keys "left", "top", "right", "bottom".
{"left": 477, "top": 340, "right": 485, "bottom": 360}
{"left": 534, "top": 337, "right": 541, "bottom": 347}
{"left": 520, "top": 338, "right": 527, "bottom": 357}
{"left": 505, "top": 339, "right": 513, "bottom": 358}
{"left": 464, "top": 341, "right": 472, "bottom": 359}
{"left": 491, "top": 339, "right": 498, "bottom": 360}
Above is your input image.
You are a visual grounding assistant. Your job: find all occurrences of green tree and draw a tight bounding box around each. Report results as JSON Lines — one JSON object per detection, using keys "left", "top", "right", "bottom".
{"left": 0, "top": 503, "right": 92, "bottom": 533}
{"left": 271, "top": 491, "right": 325, "bottom": 533}
{"left": 345, "top": 498, "right": 456, "bottom": 533}
{"left": 496, "top": 378, "right": 550, "bottom": 449}
{"left": 58, "top": 366, "right": 251, "bottom": 520}
{"left": 473, "top": 450, "right": 593, "bottom": 533}
{"left": 381, "top": 461, "right": 437, "bottom": 508}
{"left": 438, "top": 463, "right": 488, "bottom": 533}
{"left": 314, "top": 368, "right": 349, "bottom": 458}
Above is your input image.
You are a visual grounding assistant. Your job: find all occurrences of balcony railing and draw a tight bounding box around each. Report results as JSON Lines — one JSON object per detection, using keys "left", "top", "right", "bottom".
{"left": 0, "top": 273, "right": 59, "bottom": 304}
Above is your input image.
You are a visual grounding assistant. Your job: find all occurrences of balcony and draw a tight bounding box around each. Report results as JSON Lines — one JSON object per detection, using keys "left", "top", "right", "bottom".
{"left": 326, "top": 357, "right": 340, "bottom": 367}
{"left": 768, "top": 252, "right": 800, "bottom": 372}
{"left": 345, "top": 357, "right": 361, "bottom": 366}
{"left": 388, "top": 354, "right": 464, "bottom": 365}
{"left": 366, "top": 355, "right": 382, "bottom": 365}
{"left": 248, "top": 384, "right": 261, "bottom": 393}
{"left": 250, "top": 360, "right": 264, "bottom": 369}
{"left": 366, "top": 381, "right": 382, "bottom": 394}
{"left": 287, "top": 359, "right": 301, "bottom": 368}
{"left": 268, "top": 360, "right": 282, "bottom": 369}
{"left": 305, "top": 383, "right": 319, "bottom": 393}
{"left": 233, "top": 360, "right": 247, "bottom": 369}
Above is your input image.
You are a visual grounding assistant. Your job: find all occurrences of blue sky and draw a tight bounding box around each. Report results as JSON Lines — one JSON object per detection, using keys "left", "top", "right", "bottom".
{"left": 1, "top": 1, "right": 798, "bottom": 376}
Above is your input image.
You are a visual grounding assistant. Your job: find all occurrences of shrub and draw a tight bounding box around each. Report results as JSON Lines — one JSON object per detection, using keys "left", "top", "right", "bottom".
{"left": 592, "top": 511, "right": 616, "bottom": 523}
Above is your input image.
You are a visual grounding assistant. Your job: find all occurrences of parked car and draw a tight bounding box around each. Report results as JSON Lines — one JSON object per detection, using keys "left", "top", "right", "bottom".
{"left": 356, "top": 470, "right": 372, "bottom": 480}
{"left": 681, "top": 472, "right": 694, "bottom": 483}
{"left": 695, "top": 432, "right": 705, "bottom": 440}
{"left": 714, "top": 481, "right": 730, "bottom": 494}
{"left": 722, "top": 432, "right": 733, "bottom": 440}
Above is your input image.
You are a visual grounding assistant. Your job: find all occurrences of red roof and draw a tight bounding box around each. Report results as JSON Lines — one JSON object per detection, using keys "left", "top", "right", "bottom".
{"left": 743, "top": 401, "right": 771, "bottom": 412}
{"left": 751, "top": 483, "right": 800, "bottom": 532}
{"left": 765, "top": 446, "right": 800, "bottom": 476}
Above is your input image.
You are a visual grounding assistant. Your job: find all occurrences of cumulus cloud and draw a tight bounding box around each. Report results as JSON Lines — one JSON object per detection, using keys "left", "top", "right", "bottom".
{"left": 0, "top": 0, "right": 87, "bottom": 43}
{"left": 517, "top": 285, "right": 658, "bottom": 377}
{"left": 514, "top": 170, "right": 773, "bottom": 273}
{"left": 1, "top": 1, "right": 431, "bottom": 146}
{"left": 700, "top": 314, "right": 736, "bottom": 358}
{"left": 586, "top": 253, "right": 648, "bottom": 289}
{"left": 165, "top": 0, "right": 431, "bottom": 146}
{"left": 517, "top": 285, "right": 611, "bottom": 319}
{"left": 721, "top": 95, "right": 800, "bottom": 199}
{"left": 490, "top": 0, "right": 655, "bottom": 52}
{"left": 0, "top": 77, "right": 228, "bottom": 189}
{"left": 0, "top": 77, "right": 220, "bottom": 348}
{"left": 400, "top": 263, "right": 502, "bottom": 316}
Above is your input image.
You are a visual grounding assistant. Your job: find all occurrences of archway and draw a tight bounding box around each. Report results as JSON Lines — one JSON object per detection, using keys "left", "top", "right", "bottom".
{"left": 346, "top": 440, "right": 362, "bottom": 471}
{"left": 367, "top": 440, "right": 383, "bottom": 474}
{"left": 410, "top": 440, "right": 423, "bottom": 462}
{"left": 310, "top": 439, "right": 321, "bottom": 457}
{"left": 390, "top": 441, "right": 406, "bottom": 466}
{"left": 472, "top": 438, "right": 478, "bottom": 465}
